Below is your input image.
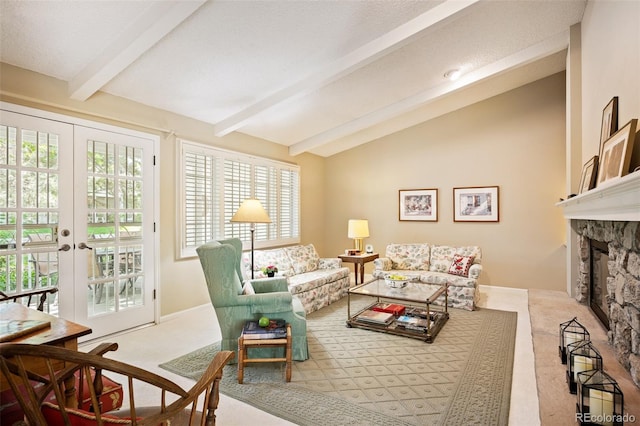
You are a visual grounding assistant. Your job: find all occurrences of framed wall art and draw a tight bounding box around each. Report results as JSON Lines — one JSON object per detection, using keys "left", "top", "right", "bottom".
{"left": 600, "top": 96, "right": 619, "bottom": 145}
{"left": 399, "top": 189, "right": 438, "bottom": 221}
{"left": 579, "top": 155, "right": 599, "bottom": 194}
{"left": 596, "top": 118, "right": 637, "bottom": 187}
{"left": 453, "top": 186, "right": 499, "bottom": 222}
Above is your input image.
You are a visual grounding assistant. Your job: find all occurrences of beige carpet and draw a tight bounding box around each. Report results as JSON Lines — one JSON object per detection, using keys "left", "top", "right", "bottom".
{"left": 528, "top": 289, "right": 640, "bottom": 425}
{"left": 161, "top": 295, "right": 516, "bottom": 425}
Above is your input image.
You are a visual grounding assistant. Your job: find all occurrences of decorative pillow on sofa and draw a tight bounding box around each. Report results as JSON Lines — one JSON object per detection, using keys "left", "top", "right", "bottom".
{"left": 429, "top": 245, "right": 457, "bottom": 272}
{"left": 386, "top": 243, "right": 430, "bottom": 270}
{"left": 448, "top": 254, "right": 475, "bottom": 277}
{"left": 244, "top": 248, "right": 294, "bottom": 278}
{"left": 284, "top": 244, "right": 319, "bottom": 274}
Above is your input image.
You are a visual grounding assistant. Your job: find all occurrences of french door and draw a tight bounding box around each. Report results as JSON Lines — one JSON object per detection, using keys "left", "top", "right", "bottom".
{"left": 0, "top": 105, "right": 156, "bottom": 340}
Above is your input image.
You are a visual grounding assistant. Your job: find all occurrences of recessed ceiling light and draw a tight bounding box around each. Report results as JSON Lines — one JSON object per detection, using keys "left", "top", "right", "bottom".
{"left": 444, "top": 69, "right": 461, "bottom": 81}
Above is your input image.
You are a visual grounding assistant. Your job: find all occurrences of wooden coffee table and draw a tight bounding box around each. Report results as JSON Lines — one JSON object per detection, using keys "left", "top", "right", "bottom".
{"left": 346, "top": 278, "right": 449, "bottom": 343}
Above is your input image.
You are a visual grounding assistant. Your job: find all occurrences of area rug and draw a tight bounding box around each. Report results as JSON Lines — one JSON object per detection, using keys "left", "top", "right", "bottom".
{"left": 160, "top": 296, "right": 516, "bottom": 425}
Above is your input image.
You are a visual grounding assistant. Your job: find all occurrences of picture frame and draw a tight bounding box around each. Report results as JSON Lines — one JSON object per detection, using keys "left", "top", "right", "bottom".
{"left": 453, "top": 186, "right": 499, "bottom": 222}
{"left": 596, "top": 119, "right": 638, "bottom": 187}
{"left": 599, "top": 97, "right": 618, "bottom": 145}
{"left": 578, "top": 155, "right": 599, "bottom": 194}
{"left": 399, "top": 189, "right": 438, "bottom": 221}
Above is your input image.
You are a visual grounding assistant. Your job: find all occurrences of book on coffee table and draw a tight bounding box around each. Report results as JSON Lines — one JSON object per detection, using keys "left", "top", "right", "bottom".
{"left": 372, "top": 303, "right": 406, "bottom": 316}
{"left": 242, "top": 319, "right": 287, "bottom": 339}
{"left": 396, "top": 315, "right": 430, "bottom": 331}
{"left": 356, "top": 309, "right": 395, "bottom": 325}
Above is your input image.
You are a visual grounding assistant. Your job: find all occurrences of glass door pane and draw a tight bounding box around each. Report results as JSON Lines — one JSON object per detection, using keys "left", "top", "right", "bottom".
{"left": 74, "top": 126, "right": 154, "bottom": 339}
{"left": 85, "top": 140, "right": 145, "bottom": 316}
{"left": 0, "top": 110, "right": 73, "bottom": 316}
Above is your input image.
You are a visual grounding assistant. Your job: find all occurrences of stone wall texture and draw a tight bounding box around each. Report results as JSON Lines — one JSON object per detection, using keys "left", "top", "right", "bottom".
{"left": 575, "top": 220, "right": 640, "bottom": 388}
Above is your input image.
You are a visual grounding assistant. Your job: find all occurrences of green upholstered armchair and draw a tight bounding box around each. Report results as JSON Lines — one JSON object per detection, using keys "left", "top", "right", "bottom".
{"left": 196, "top": 238, "right": 309, "bottom": 363}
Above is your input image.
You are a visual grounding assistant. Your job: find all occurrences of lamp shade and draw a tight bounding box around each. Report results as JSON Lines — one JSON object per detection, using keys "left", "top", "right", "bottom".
{"left": 347, "top": 219, "right": 369, "bottom": 238}
{"left": 230, "top": 199, "right": 271, "bottom": 223}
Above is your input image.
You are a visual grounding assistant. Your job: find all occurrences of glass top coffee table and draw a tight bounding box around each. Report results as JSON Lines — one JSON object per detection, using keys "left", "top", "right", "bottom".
{"left": 346, "top": 278, "right": 449, "bottom": 343}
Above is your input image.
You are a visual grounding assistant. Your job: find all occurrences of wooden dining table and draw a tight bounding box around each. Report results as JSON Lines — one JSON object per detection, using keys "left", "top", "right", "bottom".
{"left": 0, "top": 303, "right": 92, "bottom": 405}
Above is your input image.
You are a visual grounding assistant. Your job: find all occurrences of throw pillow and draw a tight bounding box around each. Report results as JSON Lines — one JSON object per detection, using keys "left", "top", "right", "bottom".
{"left": 448, "top": 254, "right": 475, "bottom": 277}
{"left": 242, "top": 282, "right": 255, "bottom": 295}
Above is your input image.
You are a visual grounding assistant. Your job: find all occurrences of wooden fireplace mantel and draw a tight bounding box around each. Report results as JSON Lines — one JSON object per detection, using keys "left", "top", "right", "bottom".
{"left": 556, "top": 171, "right": 640, "bottom": 222}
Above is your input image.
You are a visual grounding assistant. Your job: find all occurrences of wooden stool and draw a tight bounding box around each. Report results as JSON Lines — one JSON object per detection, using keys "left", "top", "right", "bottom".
{"left": 237, "top": 323, "right": 291, "bottom": 384}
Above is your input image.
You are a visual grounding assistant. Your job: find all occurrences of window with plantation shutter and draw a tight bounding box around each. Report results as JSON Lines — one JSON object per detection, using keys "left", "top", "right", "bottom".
{"left": 177, "top": 139, "right": 300, "bottom": 258}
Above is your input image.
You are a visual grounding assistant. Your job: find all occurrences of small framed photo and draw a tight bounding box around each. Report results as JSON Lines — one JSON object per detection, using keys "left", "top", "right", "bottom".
{"left": 600, "top": 97, "right": 618, "bottom": 144}
{"left": 579, "top": 156, "right": 599, "bottom": 194}
{"left": 596, "top": 119, "right": 638, "bottom": 186}
{"left": 399, "top": 189, "right": 438, "bottom": 221}
{"left": 453, "top": 186, "right": 499, "bottom": 222}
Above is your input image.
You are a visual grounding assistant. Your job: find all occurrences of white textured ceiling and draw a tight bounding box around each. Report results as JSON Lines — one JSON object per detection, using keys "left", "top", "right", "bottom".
{"left": 0, "top": 0, "right": 587, "bottom": 157}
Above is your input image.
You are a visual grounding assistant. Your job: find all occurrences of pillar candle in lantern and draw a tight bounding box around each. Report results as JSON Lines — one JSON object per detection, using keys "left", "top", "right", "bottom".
{"left": 573, "top": 355, "right": 593, "bottom": 381}
{"left": 589, "top": 389, "right": 614, "bottom": 426}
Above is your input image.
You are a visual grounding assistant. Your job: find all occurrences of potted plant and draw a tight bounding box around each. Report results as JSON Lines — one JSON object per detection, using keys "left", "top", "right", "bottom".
{"left": 261, "top": 265, "right": 278, "bottom": 277}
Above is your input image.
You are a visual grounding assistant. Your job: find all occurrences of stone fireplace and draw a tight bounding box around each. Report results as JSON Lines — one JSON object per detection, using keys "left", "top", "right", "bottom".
{"left": 559, "top": 172, "right": 640, "bottom": 388}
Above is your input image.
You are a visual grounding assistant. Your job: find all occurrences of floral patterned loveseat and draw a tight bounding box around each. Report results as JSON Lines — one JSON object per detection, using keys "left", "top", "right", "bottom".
{"left": 372, "top": 243, "right": 482, "bottom": 311}
{"left": 242, "top": 244, "right": 350, "bottom": 314}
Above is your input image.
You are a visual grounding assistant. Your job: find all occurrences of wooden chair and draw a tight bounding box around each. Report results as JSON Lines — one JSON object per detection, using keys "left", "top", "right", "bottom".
{"left": 0, "top": 342, "right": 123, "bottom": 424}
{"left": 0, "top": 343, "right": 234, "bottom": 425}
{"left": 0, "top": 287, "right": 58, "bottom": 312}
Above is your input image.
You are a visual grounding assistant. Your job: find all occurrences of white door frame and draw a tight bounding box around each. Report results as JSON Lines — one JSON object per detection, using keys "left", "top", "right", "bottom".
{"left": 1, "top": 101, "right": 161, "bottom": 335}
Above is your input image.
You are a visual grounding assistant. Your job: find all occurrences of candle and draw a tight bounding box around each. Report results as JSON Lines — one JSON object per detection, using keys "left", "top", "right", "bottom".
{"left": 573, "top": 355, "right": 593, "bottom": 381}
{"left": 564, "top": 331, "right": 580, "bottom": 348}
{"left": 590, "top": 389, "right": 614, "bottom": 426}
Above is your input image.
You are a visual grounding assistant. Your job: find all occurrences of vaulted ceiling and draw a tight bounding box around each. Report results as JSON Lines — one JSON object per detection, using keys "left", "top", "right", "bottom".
{"left": 0, "top": 0, "right": 587, "bottom": 157}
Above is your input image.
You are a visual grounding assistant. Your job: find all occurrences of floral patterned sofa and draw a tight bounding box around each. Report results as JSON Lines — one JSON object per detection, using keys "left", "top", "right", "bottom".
{"left": 372, "top": 243, "right": 482, "bottom": 311}
{"left": 241, "top": 244, "right": 350, "bottom": 314}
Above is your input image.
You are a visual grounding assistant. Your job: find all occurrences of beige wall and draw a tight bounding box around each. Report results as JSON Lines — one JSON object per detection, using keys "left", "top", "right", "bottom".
{"left": 581, "top": 1, "right": 640, "bottom": 164}
{"left": 0, "top": 63, "right": 326, "bottom": 315}
{"left": 3, "top": 3, "right": 637, "bottom": 317}
{"left": 324, "top": 73, "right": 568, "bottom": 290}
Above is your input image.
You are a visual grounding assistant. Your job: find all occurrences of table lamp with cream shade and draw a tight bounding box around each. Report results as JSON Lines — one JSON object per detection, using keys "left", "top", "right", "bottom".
{"left": 348, "top": 219, "right": 369, "bottom": 254}
{"left": 231, "top": 199, "right": 271, "bottom": 279}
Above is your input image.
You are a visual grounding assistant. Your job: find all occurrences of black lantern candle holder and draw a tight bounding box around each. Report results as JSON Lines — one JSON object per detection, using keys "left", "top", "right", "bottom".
{"left": 560, "top": 317, "right": 590, "bottom": 364}
{"left": 567, "top": 340, "right": 603, "bottom": 394}
{"left": 576, "top": 369, "right": 624, "bottom": 426}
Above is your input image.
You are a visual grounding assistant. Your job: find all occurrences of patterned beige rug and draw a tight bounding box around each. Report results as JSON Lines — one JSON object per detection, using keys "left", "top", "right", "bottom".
{"left": 160, "top": 296, "right": 516, "bottom": 425}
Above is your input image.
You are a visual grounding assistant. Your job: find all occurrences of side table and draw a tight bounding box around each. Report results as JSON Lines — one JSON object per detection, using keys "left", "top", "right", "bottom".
{"left": 338, "top": 252, "right": 379, "bottom": 284}
{"left": 237, "top": 323, "right": 291, "bottom": 384}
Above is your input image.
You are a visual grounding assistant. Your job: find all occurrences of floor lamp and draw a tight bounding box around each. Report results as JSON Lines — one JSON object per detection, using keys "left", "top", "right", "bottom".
{"left": 230, "top": 199, "right": 271, "bottom": 279}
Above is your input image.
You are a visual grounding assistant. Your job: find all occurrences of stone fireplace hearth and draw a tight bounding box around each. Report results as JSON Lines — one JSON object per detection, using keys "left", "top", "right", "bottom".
{"left": 574, "top": 220, "right": 640, "bottom": 387}
{"left": 557, "top": 171, "right": 640, "bottom": 388}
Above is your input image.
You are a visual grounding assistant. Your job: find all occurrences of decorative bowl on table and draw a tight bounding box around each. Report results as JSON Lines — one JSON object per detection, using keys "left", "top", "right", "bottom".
{"left": 385, "top": 275, "right": 409, "bottom": 289}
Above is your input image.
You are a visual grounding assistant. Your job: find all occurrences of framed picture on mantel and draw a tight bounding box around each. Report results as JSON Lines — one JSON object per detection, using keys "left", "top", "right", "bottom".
{"left": 596, "top": 119, "right": 637, "bottom": 187}
{"left": 600, "top": 96, "right": 618, "bottom": 144}
{"left": 579, "top": 156, "right": 599, "bottom": 194}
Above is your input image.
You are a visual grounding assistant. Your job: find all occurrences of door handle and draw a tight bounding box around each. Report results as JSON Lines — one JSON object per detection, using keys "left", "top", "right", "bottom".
{"left": 58, "top": 244, "right": 71, "bottom": 252}
{"left": 78, "top": 242, "right": 93, "bottom": 250}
